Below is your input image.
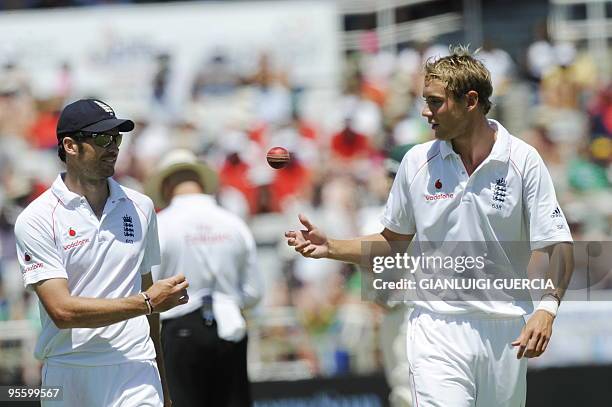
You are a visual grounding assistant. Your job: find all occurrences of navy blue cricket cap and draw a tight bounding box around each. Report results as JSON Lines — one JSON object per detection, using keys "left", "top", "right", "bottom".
{"left": 56, "top": 99, "right": 135, "bottom": 136}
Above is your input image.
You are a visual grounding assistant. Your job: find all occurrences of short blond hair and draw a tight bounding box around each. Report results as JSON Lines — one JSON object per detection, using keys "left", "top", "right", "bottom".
{"left": 424, "top": 45, "right": 493, "bottom": 114}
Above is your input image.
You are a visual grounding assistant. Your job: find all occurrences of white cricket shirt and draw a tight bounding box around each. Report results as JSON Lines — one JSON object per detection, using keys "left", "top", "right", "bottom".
{"left": 382, "top": 120, "right": 572, "bottom": 316}
{"left": 152, "top": 194, "right": 262, "bottom": 320}
{"left": 14, "top": 174, "right": 160, "bottom": 365}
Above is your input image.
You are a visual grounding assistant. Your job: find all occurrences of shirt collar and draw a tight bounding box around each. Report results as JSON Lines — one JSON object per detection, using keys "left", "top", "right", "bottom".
{"left": 487, "top": 119, "right": 511, "bottom": 162}
{"left": 51, "top": 174, "right": 127, "bottom": 206}
{"left": 107, "top": 177, "right": 128, "bottom": 202}
{"left": 439, "top": 138, "right": 455, "bottom": 160}
{"left": 439, "top": 119, "right": 511, "bottom": 163}
{"left": 51, "top": 174, "right": 80, "bottom": 206}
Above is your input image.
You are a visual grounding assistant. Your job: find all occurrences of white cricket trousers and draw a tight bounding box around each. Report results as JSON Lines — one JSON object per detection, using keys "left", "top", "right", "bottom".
{"left": 41, "top": 359, "right": 163, "bottom": 407}
{"left": 407, "top": 309, "right": 528, "bottom": 407}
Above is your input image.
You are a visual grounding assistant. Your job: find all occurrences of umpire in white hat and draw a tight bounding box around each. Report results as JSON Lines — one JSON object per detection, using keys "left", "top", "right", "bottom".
{"left": 146, "top": 149, "right": 263, "bottom": 407}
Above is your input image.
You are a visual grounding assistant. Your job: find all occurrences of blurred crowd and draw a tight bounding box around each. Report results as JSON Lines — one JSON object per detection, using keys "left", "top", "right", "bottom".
{"left": 0, "top": 20, "right": 610, "bottom": 383}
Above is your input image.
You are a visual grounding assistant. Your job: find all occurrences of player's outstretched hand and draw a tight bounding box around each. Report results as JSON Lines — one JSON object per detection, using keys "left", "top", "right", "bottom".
{"left": 145, "top": 274, "right": 190, "bottom": 313}
{"left": 285, "top": 214, "right": 329, "bottom": 259}
{"left": 512, "top": 309, "right": 554, "bottom": 359}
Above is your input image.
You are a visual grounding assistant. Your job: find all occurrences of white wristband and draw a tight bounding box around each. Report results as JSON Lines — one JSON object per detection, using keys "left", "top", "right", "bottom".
{"left": 535, "top": 298, "right": 559, "bottom": 317}
{"left": 139, "top": 292, "right": 153, "bottom": 315}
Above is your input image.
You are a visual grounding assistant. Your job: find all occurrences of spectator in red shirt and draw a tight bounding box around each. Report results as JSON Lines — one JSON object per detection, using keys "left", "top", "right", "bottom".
{"left": 28, "top": 99, "right": 60, "bottom": 150}
{"left": 330, "top": 118, "right": 371, "bottom": 160}
{"left": 269, "top": 154, "right": 312, "bottom": 212}
{"left": 219, "top": 152, "right": 259, "bottom": 215}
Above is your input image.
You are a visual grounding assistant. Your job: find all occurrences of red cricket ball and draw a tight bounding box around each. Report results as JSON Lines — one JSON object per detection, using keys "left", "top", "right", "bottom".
{"left": 266, "top": 146, "right": 291, "bottom": 169}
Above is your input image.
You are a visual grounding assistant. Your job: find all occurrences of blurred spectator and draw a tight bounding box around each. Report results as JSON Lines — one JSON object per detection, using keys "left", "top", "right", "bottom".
{"left": 391, "top": 110, "right": 431, "bottom": 146}
{"left": 414, "top": 36, "right": 450, "bottom": 65}
{"left": 268, "top": 154, "right": 312, "bottom": 213}
{"left": 330, "top": 118, "right": 372, "bottom": 161}
{"left": 290, "top": 110, "right": 319, "bottom": 142}
{"left": 343, "top": 83, "right": 383, "bottom": 140}
{"left": 567, "top": 142, "right": 611, "bottom": 192}
{"left": 526, "top": 22, "right": 558, "bottom": 82}
{"left": 527, "top": 22, "right": 580, "bottom": 88}
{"left": 0, "top": 64, "right": 36, "bottom": 140}
{"left": 27, "top": 98, "right": 61, "bottom": 150}
{"left": 220, "top": 151, "right": 259, "bottom": 215}
{"left": 523, "top": 126, "right": 568, "bottom": 194}
{"left": 249, "top": 53, "right": 292, "bottom": 126}
{"left": 192, "top": 51, "right": 241, "bottom": 99}
{"left": 477, "top": 39, "right": 515, "bottom": 98}
{"left": 131, "top": 121, "right": 172, "bottom": 181}
{"left": 56, "top": 62, "right": 73, "bottom": 99}
{"left": 589, "top": 84, "right": 612, "bottom": 137}
{"left": 540, "top": 45, "right": 581, "bottom": 110}
{"left": 152, "top": 53, "right": 172, "bottom": 107}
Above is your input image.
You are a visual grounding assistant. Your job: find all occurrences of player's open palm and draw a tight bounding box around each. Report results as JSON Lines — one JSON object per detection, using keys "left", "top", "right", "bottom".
{"left": 146, "top": 274, "right": 189, "bottom": 313}
{"left": 285, "top": 214, "right": 329, "bottom": 259}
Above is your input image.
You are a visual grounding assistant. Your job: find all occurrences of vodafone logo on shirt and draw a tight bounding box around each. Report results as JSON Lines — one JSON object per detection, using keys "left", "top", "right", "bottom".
{"left": 425, "top": 193, "right": 455, "bottom": 201}
{"left": 22, "top": 251, "right": 43, "bottom": 273}
{"left": 425, "top": 179, "right": 454, "bottom": 200}
{"left": 23, "top": 262, "right": 44, "bottom": 273}
{"left": 64, "top": 238, "right": 90, "bottom": 251}
{"left": 64, "top": 227, "right": 90, "bottom": 251}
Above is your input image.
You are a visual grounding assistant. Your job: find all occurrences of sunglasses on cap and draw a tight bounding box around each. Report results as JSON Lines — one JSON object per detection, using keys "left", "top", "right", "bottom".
{"left": 76, "top": 131, "right": 123, "bottom": 148}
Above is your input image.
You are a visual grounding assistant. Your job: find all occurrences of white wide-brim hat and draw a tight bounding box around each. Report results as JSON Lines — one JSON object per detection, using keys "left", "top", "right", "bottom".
{"left": 145, "top": 149, "right": 218, "bottom": 209}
